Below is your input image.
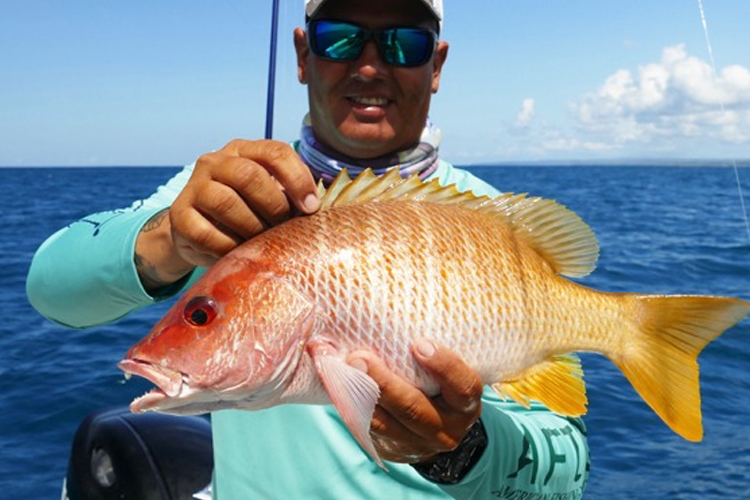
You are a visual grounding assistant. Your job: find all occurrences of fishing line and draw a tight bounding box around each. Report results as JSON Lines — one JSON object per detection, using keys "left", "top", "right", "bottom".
{"left": 696, "top": 0, "right": 750, "bottom": 247}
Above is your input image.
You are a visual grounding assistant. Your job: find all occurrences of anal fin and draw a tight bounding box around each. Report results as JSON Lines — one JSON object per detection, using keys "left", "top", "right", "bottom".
{"left": 492, "top": 355, "right": 587, "bottom": 417}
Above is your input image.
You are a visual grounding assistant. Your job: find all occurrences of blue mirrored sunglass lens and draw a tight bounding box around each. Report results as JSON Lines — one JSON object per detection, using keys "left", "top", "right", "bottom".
{"left": 380, "top": 28, "right": 431, "bottom": 65}
{"left": 314, "top": 23, "right": 364, "bottom": 60}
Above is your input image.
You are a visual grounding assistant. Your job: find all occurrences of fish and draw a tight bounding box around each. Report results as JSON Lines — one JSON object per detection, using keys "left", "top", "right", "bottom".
{"left": 119, "top": 168, "right": 750, "bottom": 467}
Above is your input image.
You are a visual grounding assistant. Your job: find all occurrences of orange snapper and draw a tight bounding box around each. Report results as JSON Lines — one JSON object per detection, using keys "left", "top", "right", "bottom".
{"left": 119, "top": 168, "right": 750, "bottom": 467}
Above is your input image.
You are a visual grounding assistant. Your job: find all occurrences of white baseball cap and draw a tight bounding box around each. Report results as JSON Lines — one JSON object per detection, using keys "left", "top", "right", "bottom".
{"left": 304, "top": 0, "right": 443, "bottom": 30}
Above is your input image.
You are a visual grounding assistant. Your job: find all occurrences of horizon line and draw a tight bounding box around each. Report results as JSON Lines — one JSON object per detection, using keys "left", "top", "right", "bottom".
{"left": 2, "top": 158, "right": 750, "bottom": 169}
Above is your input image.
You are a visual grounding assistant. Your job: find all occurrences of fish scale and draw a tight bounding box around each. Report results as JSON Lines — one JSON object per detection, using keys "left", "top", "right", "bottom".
{"left": 257, "top": 199, "right": 538, "bottom": 387}
{"left": 120, "top": 168, "right": 750, "bottom": 466}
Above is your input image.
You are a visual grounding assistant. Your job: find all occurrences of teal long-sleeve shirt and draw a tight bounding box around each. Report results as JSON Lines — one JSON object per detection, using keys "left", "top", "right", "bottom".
{"left": 27, "top": 156, "right": 590, "bottom": 499}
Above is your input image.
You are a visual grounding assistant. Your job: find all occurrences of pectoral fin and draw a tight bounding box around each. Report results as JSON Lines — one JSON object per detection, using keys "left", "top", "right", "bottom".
{"left": 307, "top": 339, "right": 384, "bottom": 468}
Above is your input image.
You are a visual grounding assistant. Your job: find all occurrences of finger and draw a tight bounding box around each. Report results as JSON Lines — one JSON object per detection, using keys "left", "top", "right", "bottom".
{"left": 199, "top": 180, "right": 267, "bottom": 240}
{"left": 370, "top": 406, "right": 417, "bottom": 445}
{"left": 170, "top": 205, "right": 241, "bottom": 264}
{"left": 412, "top": 339, "right": 484, "bottom": 416}
{"left": 229, "top": 139, "right": 320, "bottom": 214}
{"left": 370, "top": 407, "right": 436, "bottom": 463}
{"left": 208, "top": 158, "right": 292, "bottom": 227}
{"left": 371, "top": 397, "right": 465, "bottom": 459}
{"left": 348, "top": 351, "right": 443, "bottom": 436}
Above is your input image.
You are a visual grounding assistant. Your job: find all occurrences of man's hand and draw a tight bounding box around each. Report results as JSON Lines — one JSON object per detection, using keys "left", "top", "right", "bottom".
{"left": 135, "top": 140, "right": 320, "bottom": 289}
{"left": 347, "top": 340, "right": 484, "bottom": 464}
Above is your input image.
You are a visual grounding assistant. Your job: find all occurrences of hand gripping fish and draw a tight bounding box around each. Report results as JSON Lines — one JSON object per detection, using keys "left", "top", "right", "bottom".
{"left": 119, "top": 168, "right": 750, "bottom": 467}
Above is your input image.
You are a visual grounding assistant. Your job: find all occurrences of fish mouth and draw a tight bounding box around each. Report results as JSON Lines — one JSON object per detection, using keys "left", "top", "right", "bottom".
{"left": 118, "top": 359, "right": 188, "bottom": 413}
{"left": 117, "top": 358, "right": 268, "bottom": 416}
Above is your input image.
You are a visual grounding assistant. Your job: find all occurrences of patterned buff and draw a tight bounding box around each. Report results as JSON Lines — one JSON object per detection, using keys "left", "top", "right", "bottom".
{"left": 298, "top": 114, "right": 442, "bottom": 185}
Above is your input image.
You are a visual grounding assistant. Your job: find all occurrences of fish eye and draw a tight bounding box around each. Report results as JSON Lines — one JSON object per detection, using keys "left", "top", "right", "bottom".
{"left": 184, "top": 296, "right": 218, "bottom": 327}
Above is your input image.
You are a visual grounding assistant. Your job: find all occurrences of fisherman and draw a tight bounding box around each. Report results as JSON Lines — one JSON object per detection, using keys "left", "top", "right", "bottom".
{"left": 28, "top": 0, "right": 590, "bottom": 497}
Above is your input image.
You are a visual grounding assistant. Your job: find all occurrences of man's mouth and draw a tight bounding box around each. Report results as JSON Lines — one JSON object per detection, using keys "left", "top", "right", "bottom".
{"left": 346, "top": 96, "right": 392, "bottom": 119}
{"left": 347, "top": 96, "right": 393, "bottom": 111}
{"left": 349, "top": 96, "right": 390, "bottom": 107}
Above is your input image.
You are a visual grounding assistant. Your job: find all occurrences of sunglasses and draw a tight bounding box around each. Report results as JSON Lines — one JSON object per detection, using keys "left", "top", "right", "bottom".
{"left": 307, "top": 19, "right": 438, "bottom": 68}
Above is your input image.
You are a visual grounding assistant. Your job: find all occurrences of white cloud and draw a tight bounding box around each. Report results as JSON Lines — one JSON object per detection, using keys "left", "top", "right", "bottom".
{"left": 573, "top": 44, "right": 750, "bottom": 146}
{"left": 516, "top": 98, "right": 536, "bottom": 127}
{"left": 474, "top": 44, "right": 750, "bottom": 161}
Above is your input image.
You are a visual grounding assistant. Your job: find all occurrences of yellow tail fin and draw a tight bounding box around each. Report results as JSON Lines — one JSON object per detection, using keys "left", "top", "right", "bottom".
{"left": 614, "top": 295, "right": 749, "bottom": 441}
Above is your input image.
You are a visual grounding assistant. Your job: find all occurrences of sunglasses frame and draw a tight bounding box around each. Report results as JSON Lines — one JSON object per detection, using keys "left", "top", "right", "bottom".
{"left": 306, "top": 19, "right": 438, "bottom": 68}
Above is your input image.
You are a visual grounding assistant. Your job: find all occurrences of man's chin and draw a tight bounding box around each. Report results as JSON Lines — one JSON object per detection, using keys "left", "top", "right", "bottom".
{"left": 332, "top": 126, "right": 405, "bottom": 159}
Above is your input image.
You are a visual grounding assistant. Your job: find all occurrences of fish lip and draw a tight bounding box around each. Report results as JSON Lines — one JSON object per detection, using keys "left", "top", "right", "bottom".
{"left": 129, "top": 388, "right": 169, "bottom": 414}
{"left": 118, "top": 359, "right": 185, "bottom": 399}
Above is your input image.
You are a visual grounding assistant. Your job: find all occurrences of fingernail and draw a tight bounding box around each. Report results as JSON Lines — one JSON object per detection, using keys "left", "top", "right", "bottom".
{"left": 415, "top": 339, "right": 436, "bottom": 358}
{"left": 349, "top": 357, "right": 368, "bottom": 373}
{"left": 303, "top": 193, "right": 320, "bottom": 213}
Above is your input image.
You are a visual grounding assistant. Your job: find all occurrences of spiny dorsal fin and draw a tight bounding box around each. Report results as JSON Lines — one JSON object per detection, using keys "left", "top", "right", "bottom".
{"left": 318, "top": 169, "right": 352, "bottom": 210}
{"left": 317, "top": 168, "right": 599, "bottom": 277}
{"left": 492, "top": 355, "right": 587, "bottom": 417}
{"left": 351, "top": 168, "right": 404, "bottom": 203}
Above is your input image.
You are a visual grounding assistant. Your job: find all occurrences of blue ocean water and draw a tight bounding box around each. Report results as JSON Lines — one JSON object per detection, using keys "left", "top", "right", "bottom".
{"left": 1, "top": 166, "right": 749, "bottom": 499}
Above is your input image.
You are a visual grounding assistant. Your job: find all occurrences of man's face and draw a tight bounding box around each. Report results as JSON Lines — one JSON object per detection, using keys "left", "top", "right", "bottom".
{"left": 294, "top": 0, "right": 448, "bottom": 159}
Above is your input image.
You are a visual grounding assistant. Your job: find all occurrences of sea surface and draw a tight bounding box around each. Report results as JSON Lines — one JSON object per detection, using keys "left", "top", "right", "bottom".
{"left": 1, "top": 166, "right": 749, "bottom": 499}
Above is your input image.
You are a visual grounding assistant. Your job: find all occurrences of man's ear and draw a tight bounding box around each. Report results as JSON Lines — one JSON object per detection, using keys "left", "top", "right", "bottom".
{"left": 431, "top": 41, "right": 449, "bottom": 94}
{"left": 294, "top": 27, "right": 310, "bottom": 84}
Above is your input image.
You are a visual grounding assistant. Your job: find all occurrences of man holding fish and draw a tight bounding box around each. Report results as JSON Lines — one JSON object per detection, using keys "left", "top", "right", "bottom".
{"left": 38, "top": 0, "right": 747, "bottom": 498}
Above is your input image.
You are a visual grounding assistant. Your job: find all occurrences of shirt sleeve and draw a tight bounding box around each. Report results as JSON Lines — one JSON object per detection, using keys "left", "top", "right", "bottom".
{"left": 429, "top": 163, "right": 590, "bottom": 499}
{"left": 26, "top": 164, "right": 196, "bottom": 328}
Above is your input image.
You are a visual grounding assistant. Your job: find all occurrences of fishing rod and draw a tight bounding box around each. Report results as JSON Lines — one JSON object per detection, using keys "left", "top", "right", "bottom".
{"left": 265, "top": 0, "right": 281, "bottom": 139}
{"left": 696, "top": 0, "right": 750, "bottom": 248}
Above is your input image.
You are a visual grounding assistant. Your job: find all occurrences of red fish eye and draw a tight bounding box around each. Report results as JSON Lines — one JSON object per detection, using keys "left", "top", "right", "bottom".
{"left": 184, "top": 296, "right": 218, "bottom": 327}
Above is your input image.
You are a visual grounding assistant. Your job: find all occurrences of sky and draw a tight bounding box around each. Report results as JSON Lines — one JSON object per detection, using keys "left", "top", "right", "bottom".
{"left": 2, "top": 0, "right": 750, "bottom": 166}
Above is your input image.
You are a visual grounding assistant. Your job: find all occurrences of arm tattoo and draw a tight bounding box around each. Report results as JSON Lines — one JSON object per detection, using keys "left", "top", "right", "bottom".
{"left": 142, "top": 208, "right": 169, "bottom": 233}
{"left": 135, "top": 209, "right": 173, "bottom": 291}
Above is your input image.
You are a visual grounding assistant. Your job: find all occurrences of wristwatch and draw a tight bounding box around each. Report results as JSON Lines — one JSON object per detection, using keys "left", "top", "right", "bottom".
{"left": 411, "top": 419, "right": 488, "bottom": 485}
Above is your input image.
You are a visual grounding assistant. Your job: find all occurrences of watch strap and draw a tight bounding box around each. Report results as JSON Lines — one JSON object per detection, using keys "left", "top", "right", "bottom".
{"left": 411, "top": 419, "right": 488, "bottom": 485}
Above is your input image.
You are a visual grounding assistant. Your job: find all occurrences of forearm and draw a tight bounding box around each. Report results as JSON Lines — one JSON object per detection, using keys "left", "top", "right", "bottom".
{"left": 134, "top": 208, "right": 194, "bottom": 292}
{"left": 27, "top": 164, "right": 196, "bottom": 328}
{"left": 439, "top": 395, "right": 589, "bottom": 499}
{"left": 27, "top": 207, "right": 165, "bottom": 327}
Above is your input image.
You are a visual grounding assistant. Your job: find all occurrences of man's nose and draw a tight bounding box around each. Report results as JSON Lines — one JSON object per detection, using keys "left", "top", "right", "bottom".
{"left": 352, "top": 39, "right": 388, "bottom": 80}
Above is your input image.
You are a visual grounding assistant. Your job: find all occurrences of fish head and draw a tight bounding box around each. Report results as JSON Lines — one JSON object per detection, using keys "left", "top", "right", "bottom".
{"left": 119, "top": 256, "right": 315, "bottom": 415}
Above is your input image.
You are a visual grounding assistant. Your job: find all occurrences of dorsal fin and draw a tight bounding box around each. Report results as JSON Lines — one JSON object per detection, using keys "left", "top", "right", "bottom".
{"left": 318, "top": 169, "right": 352, "bottom": 210}
{"left": 317, "top": 168, "right": 599, "bottom": 277}
{"left": 485, "top": 193, "right": 599, "bottom": 277}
